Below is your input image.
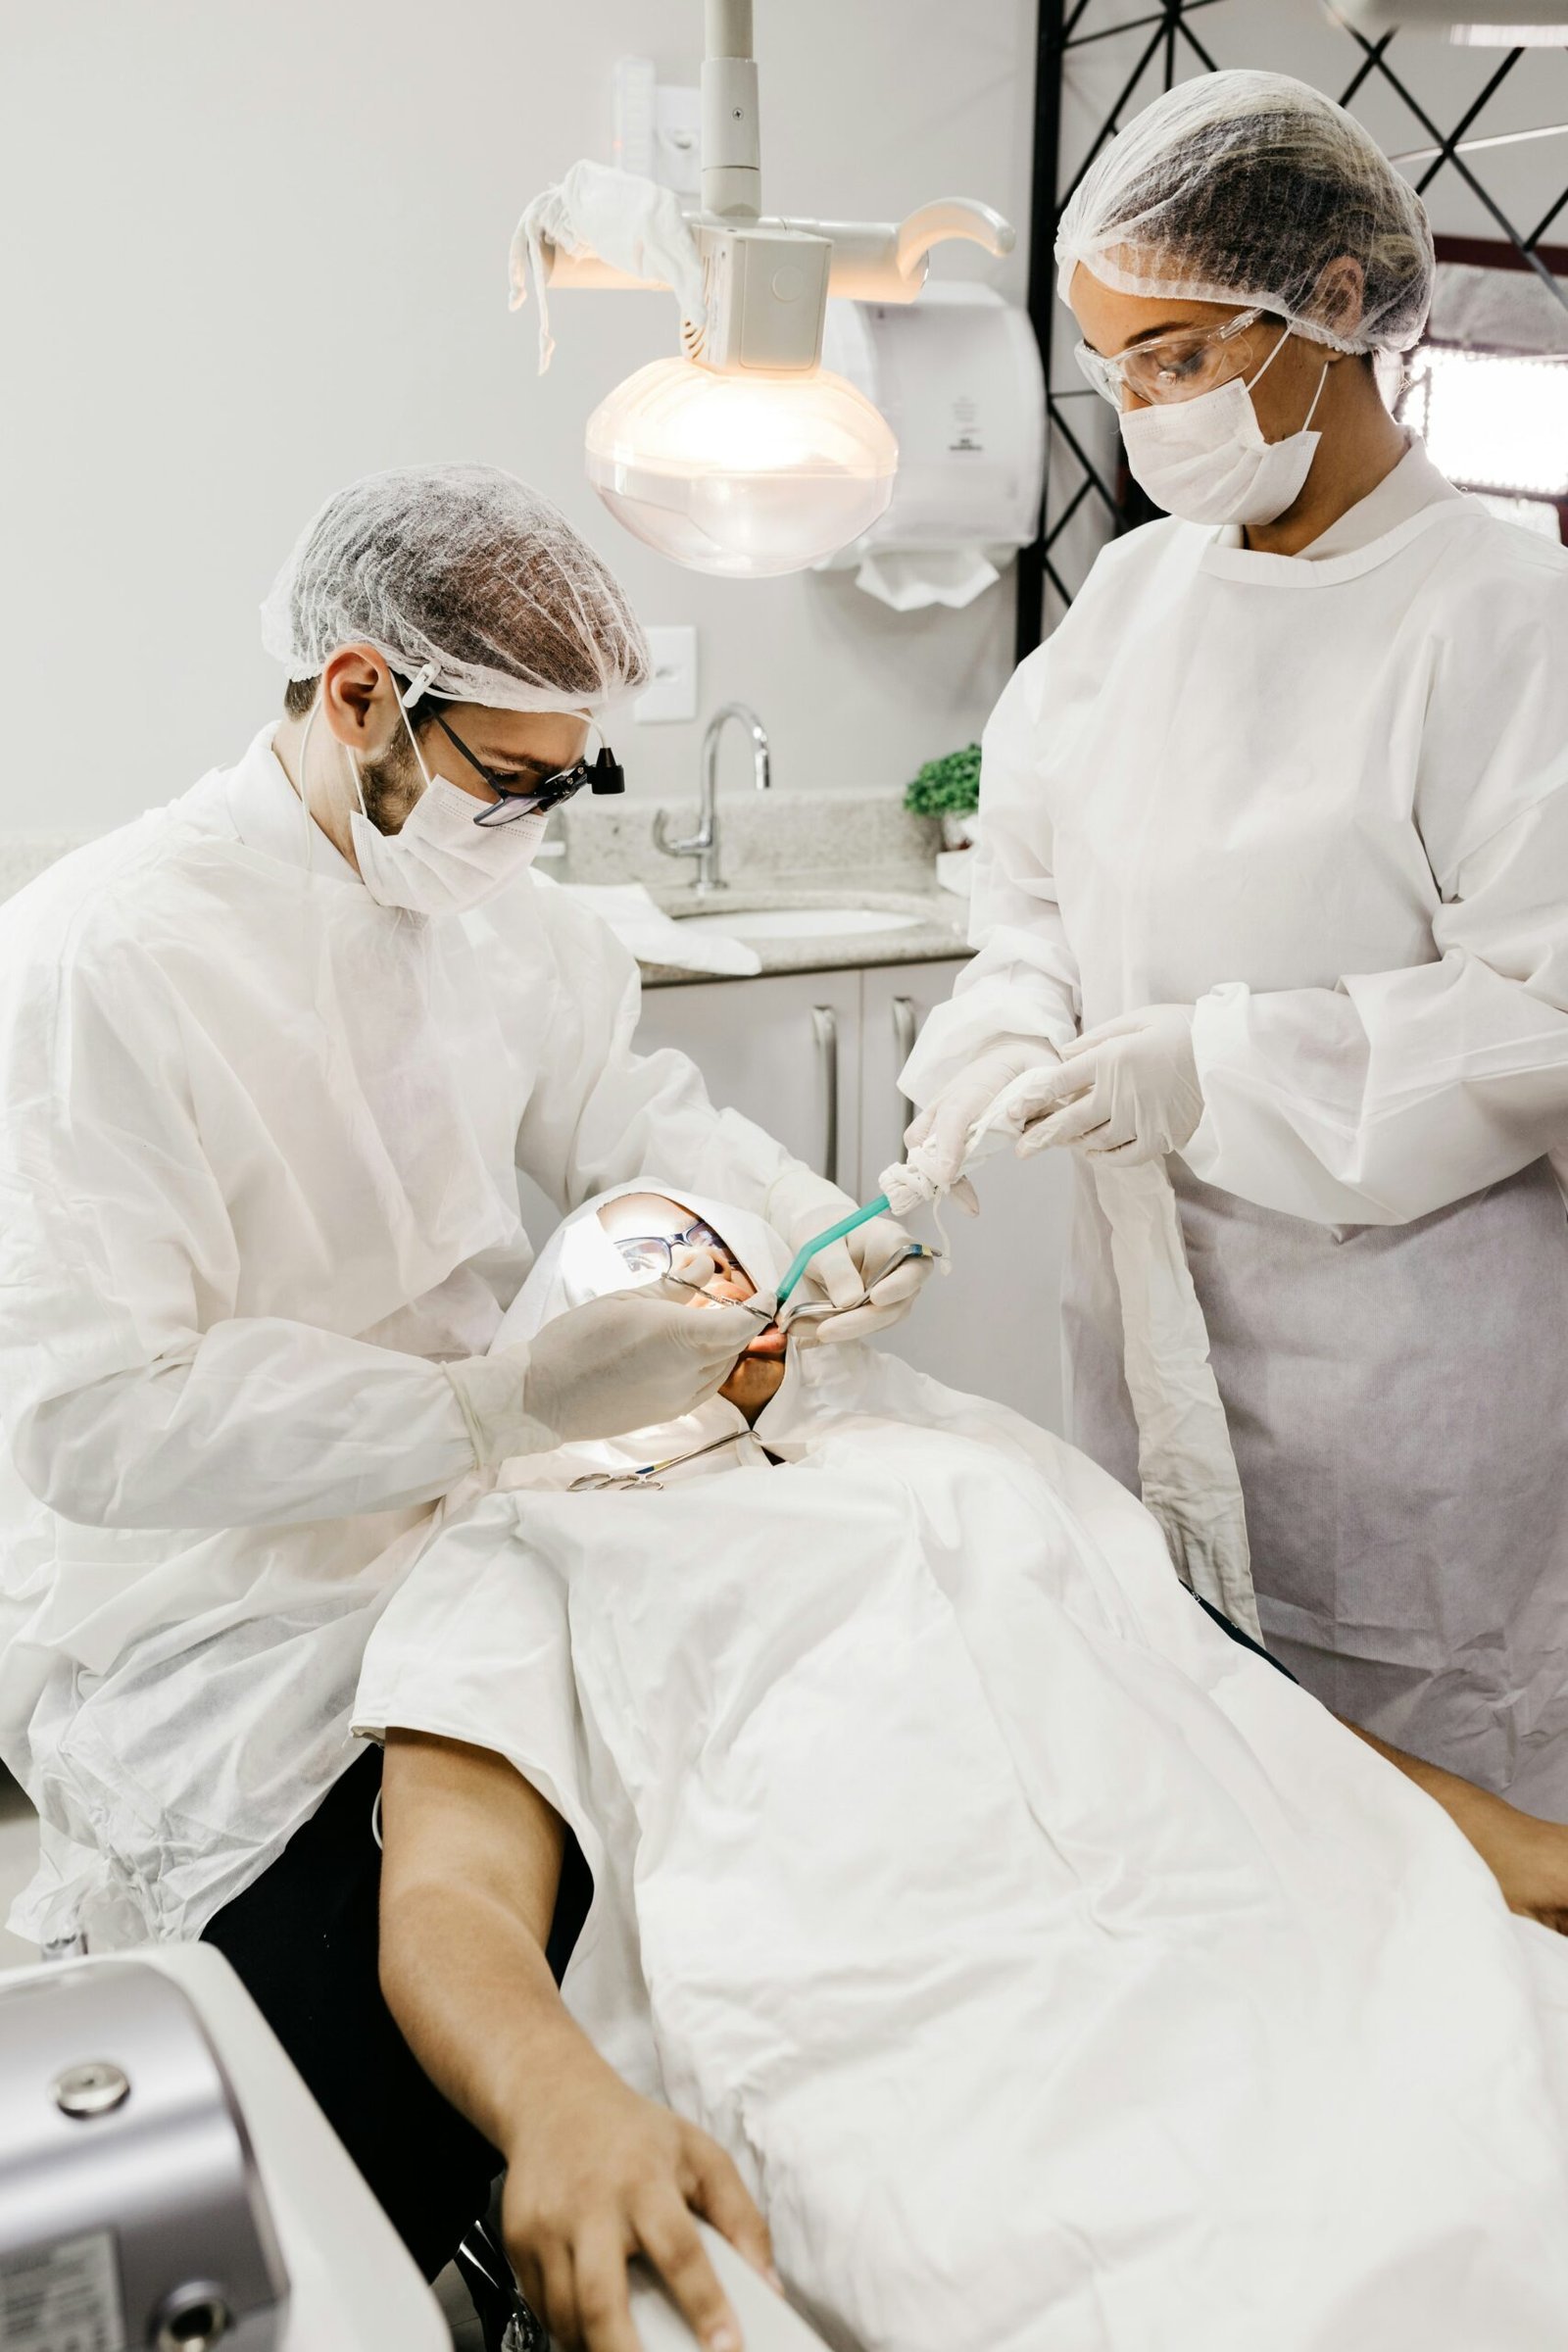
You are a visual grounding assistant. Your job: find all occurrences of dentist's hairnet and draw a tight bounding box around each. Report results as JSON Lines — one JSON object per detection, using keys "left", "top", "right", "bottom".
{"left": 261, "top": 463, "right": 653, "bottom": 712}
{"left": 1055, "top": 71, "right": 1434, "bottom": 355}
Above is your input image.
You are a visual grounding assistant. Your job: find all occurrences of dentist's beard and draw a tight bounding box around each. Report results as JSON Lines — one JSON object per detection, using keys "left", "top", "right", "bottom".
{"left": 357, "top": 727, "right": 427, "bottom": 836}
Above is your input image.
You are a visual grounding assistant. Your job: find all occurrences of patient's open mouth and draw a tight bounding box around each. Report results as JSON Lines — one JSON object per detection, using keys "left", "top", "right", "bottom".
{"left": 742, "top": 1322, "right": 787, "bottom": 1360}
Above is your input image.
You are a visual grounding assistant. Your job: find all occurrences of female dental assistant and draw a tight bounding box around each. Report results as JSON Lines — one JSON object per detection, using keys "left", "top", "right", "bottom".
{"left": 905, "top": 70, "right": 1568, "bottom": 1816}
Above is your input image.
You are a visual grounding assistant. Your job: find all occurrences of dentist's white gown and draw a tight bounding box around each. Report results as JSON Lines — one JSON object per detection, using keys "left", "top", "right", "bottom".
{"left": 0, "top": 731, "right": 791, "bottom": 1946}
{"left": 905, "top": 442, "right": 1568, "bottom": 1814}
{"left": 358, "top": 1190, "right": 1568, "bottom": 2352}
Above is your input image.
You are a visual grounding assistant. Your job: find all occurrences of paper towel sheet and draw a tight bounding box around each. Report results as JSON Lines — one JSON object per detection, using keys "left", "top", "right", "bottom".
{"left": 853, "top": 546, "right": 1004, "bottom": 611}
{"left": 564, "top": 883, "right": 761, "bottom": 978}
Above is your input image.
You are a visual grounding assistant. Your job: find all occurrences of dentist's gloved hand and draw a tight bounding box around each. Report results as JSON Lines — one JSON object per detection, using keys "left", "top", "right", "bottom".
{"left": 766, "top": 1163, "right": 932, "bottom": 1347}
{"left": 445, "top": 1255, "right": 760, "bottom": 1463}
{"left": 903, "top": 1036, "right": 1066, "bottom": 1200}
{"left": 1015, "top": 1004, "right": 1202, "bottom": 1165}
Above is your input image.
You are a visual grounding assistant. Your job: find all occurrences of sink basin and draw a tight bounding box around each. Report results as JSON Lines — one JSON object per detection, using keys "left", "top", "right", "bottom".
{"left": 674, "top": 906, "right": 923, "bottom": 943}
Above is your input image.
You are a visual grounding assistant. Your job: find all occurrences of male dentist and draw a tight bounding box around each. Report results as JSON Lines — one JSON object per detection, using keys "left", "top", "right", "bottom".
{"left": 0, "top": 464, "right": 929, "bottom": 2279}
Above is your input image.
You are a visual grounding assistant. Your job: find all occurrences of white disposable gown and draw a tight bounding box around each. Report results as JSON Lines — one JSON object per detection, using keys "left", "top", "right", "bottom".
{"left": 0, "top": 731, "right": 792, "bottom": 1946}
{"left": 356, "top": 1187, "right": 1568, "bottom": 2352}
{"left": 903, "top": 440, "right": 1568, "bottom": 1815}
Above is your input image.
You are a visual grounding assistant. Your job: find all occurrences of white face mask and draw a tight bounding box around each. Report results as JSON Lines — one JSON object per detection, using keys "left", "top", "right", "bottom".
{"left": 1118, "top": 328, "right": 1330, "bottom": 528}
{"left": 346, "top": 706, "right": 549, "bottom": 918}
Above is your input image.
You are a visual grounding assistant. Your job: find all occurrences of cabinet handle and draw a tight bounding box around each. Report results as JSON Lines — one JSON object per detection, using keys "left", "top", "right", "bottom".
{"left": 811, "top": 1004, "right": 840, "bottom": 1187}
{"left": 891, "top": 995, "right": 918, "bottom": 1143}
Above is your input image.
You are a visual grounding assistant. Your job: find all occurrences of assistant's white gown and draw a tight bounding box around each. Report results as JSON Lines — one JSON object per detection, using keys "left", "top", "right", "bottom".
{"left": 0, "top": 733, "right": 792, "bottom": 1944}
{"left": 905, "top": 441, "right": 1568, "bottom": 1814}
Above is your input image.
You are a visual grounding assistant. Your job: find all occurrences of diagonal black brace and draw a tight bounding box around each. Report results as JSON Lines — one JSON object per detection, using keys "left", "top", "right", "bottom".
{"left": 1061, "top": 0, "right": 1223, "bottom": 51}
{"left": 1058, "top": 16, "right": 1173, "bottom": 210}
{"left": 1341, "top": 24, "right": 1568, "bottom": 318}
{"left": 1414, "top": 51, "right": 1522, "bottom": 198}
{"left": 1047, "top": 398, "right": 1128, "bottom": 522}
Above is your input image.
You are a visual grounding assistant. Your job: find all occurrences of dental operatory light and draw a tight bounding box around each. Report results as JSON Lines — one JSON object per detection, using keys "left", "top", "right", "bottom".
{"left": 514, "top": 0, "right": 1014, "bottom": 578}
{"left": 585, "top": 359, "right": 897, "bottom": 577}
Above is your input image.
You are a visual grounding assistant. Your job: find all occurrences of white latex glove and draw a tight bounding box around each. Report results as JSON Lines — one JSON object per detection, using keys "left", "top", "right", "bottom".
{"left": 765, "top": 1163, "right": 933, "bottom": 1347}
{"left": 1015, "top": 1005, "right": 1202, "bottom": 1165}
{"left": 903, "top": 1037, "right": 1065, "bottom": 1201}
{"left": 445, "top": 1256, "right": 760, "bottom": 1463}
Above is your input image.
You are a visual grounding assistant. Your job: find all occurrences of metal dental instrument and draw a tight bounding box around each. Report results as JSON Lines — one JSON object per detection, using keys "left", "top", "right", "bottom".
{"left": 569, "top": 1428, "right": 754, "bottom": 1493}
{"left": 661, "top": 1273, "right": 777, "bottom": 1319}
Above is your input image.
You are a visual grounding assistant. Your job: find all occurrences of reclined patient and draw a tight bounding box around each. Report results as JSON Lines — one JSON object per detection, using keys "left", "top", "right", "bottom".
{"left": 356, "top": 1184, "right": 1568, "bottom": 2352}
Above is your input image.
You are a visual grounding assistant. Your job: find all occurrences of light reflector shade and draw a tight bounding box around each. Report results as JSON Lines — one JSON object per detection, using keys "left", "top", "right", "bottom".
{"left": 585, "top": 358, "right": 898, "bottom": 577}
{"left": 1410, "top": 344, "right": 1568, "bottom": 497}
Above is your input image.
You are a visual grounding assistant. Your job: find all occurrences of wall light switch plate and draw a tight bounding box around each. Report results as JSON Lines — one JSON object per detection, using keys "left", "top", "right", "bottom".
{"left": 635, "top": 626, "right": 699, "bottom": 723}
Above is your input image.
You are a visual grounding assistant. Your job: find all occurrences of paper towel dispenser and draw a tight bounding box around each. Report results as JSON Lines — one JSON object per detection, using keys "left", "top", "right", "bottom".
{"left": 818, "top": 283, "right": 1045, "bottom": 610}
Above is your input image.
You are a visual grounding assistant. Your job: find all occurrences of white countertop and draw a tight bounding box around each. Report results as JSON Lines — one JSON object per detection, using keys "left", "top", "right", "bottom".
{"left": 633, "top": 878, "right": 970, "bottom": 986}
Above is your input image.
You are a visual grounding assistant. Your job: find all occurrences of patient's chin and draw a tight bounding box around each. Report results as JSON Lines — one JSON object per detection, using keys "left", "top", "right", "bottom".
{"left": 719, "top": 1355, "right": 787, "bottom": 1422}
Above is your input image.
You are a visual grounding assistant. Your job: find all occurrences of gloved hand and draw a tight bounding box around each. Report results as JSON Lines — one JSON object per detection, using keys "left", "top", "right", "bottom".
{"left": 1015, "top": 1004, "right": 1202, "bottom": 1165}
{"left": 766, "top": 1162, "right": 932, "bottom": 1347}
{"left": 445, "top": 1257, "right": 761, "bottom": 1463}
{"left": 903, "top": 1036, "right": 1065, "bottom": 1200}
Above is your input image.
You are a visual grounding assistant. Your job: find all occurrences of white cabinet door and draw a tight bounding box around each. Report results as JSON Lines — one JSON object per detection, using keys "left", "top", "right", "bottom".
{"left": 860, "top": 960, "right": 1073, "bottom": 1432}
{"left": 635, "top": 970, "right": 864, "bottom": 1192}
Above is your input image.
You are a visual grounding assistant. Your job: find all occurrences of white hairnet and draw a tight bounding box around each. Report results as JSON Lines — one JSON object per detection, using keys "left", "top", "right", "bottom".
{"left": 261, "top": 462, "right": 653, "bottom": 712}
{"left": 1055, "top": 71, "right": 1434, "bottom": 355}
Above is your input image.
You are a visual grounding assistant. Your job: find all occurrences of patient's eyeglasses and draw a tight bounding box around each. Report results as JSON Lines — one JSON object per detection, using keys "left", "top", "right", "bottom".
{"left": 612, "top": 1216, "right": 739, "bottom": 1287}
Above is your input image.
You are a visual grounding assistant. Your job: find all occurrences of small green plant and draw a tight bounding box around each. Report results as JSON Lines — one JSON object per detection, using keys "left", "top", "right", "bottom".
{"left": 904, "top": 742, "right": 981, "bottom": 818}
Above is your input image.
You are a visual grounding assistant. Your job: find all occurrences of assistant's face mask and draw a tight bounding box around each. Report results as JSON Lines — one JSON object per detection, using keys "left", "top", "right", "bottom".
{"left": 1118, "top": 327, "right": 1330, "bottom": 528}
{"left": 345, "top": 699, "right": 549, "bottom": 917}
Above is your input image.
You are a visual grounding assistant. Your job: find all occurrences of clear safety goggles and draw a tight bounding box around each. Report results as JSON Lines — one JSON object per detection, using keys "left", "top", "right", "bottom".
{"left": 1074, "top": 305, "right": 1267, "bottom": 408}
{"left": 423, "top": 708, "right": 626, "bottom": 826}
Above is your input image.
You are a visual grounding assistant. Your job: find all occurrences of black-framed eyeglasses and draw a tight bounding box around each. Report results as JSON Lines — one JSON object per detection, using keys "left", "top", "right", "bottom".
{"left": 612, "top": 1216, "right": 739, "bottom": 1287}
{"left": 423, "top": 708, "right": 626, "bottom": 827}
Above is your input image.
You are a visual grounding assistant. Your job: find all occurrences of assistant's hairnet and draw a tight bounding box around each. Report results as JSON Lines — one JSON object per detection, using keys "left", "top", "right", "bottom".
{"left": 1055, "top": 71, "right": 1434, "bottom": 355}
{"left": 261, "top": 462, "right": 652, "bottom": 712}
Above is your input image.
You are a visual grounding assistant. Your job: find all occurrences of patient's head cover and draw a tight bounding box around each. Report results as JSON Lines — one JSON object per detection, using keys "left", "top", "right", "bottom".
{"left": 493, "top": 1184, "right": 803, "bottom": 1483}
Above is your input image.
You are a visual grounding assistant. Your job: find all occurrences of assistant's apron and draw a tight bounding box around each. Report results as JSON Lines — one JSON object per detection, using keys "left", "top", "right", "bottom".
{"left": 1064, "top": 1152, "right": 1568, "bottom": 1817}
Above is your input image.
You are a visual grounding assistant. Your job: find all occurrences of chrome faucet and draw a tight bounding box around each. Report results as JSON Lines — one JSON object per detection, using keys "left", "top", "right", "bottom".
{"left": 653, "top": 703, "right": 770, "bottom": 895}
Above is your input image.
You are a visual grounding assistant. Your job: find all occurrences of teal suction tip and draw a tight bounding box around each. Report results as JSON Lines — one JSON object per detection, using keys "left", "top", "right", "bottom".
{"left": 775, "top": 1194, "right": 892, "bottom": 1305}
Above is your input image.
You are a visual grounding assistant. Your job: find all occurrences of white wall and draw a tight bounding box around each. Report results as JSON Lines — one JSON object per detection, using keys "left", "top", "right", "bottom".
{"left": 0, "top": 0, "right": 1037, "bottom": 833}
{"left": 11, "top": 4, "right": 1564, "bottom": 836}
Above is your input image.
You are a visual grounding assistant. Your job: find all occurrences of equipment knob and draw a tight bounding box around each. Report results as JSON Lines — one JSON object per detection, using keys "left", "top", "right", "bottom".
{"left": 52, "top": 2060, "right": 130, "bottom": 2118}
{"left": 153, "top": 2284, "right": 233, "bottom": 2350}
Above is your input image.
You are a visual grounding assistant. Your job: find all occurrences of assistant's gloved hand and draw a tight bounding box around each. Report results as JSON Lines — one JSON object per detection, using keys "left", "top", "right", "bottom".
{"left": 1015, "top": 1004, "right": 1202, "bottom": 1165}
{"left": 766, "top": 1163, "right": 932, "bottom": 1347}
{"left": 903, "top": 1036, "right": 1065, "bottom": 1200}
{"left": 445, "top": 1257, "right": 760, "bottom": 1464}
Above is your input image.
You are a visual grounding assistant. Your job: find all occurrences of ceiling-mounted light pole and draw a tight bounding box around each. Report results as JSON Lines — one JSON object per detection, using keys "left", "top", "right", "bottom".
{"left": 514, "top": 1, "right": 1017, "bottom": 577}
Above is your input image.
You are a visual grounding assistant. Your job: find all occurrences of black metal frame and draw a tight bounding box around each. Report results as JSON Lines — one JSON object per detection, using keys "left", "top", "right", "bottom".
{"left": 1015, "top": 2, "right": 1568, "bottom": 661}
